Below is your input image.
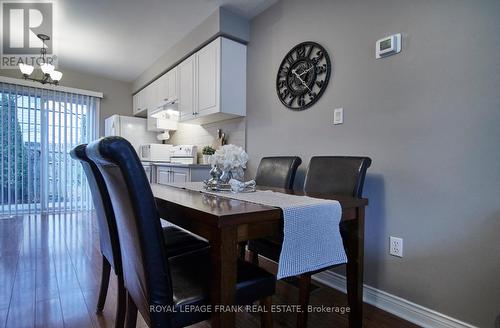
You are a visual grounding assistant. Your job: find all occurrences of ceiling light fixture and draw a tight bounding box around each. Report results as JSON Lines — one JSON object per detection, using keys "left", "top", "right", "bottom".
{"left": 18, "top": 34, "right": 62, "bottom": 85}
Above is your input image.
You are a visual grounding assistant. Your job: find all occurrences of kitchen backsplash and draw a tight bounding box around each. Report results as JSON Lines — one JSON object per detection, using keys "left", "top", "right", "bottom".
{"left": 168, "top": 117, "right": 246, "bottom": 161}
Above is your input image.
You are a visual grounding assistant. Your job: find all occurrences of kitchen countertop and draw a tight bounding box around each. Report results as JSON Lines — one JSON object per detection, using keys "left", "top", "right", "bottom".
{"left": 142, "top": 161, "right": 211, "bottom": 168}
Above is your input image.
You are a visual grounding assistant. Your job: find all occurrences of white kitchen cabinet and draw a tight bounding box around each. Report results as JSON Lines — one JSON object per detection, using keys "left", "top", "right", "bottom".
{"left": 135, "top": 37, "right": 245, "bottom": 124}
{"left": 134, "top": 83, "right": 156, "bottom": 117}
{"left": 146, "top": 68, "right": 180, "bottom": 131}
{"left": 196, "top": 40, "right": 219, "bottom": 116}
{"left": 154, "top": 164, "right": 210, "bottom": 184}
{"left": 156, "top": 73, "right": 169, "bottom": 105}
{"left": 148, "top": 79, "right": 160, "bottom": 111}
{"left": 171, "top": 168, "right": 189, "bottom": 183}
{"left": 157, "top": 166, "right": 171, "bottom": 185}
{"left": 152, "top": 66, "right": 178, "bottom": 109}
{"left": 136, "top": 66, "right": 179, "bottom": 118}
{"left": 178, "top": 54, "right": 195, "bottom": 121}
{"left": 133, "top": 90, "right": 146, "bottom": 116}
{"left": 133, "top": 93, "right": 140, "bottom": 115}
{"left": 142, "top": 163, "right": 152, "bottom": 183}
{"left": 166, "top": 67, "right": 178, "bottom": 102}
{"left": 177, "top": 37, "right": 246, "bottom": 125}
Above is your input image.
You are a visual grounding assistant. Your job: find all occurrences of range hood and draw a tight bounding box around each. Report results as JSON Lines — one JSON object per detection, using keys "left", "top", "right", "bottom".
{"left": 149, "top": 98, "right": 179, "bottom": 141}
{"left": 150, "top": 98, "right": 179, "bottom": 120}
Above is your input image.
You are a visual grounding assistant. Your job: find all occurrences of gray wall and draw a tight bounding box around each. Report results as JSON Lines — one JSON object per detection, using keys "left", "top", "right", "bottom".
{"left": 133, "top": 7, "right": 249, "bottom": 93}
{"left": 246, "top": 0, "right": 500, "bottom": 326}
{"left": 0, "top": 68, "right": 132, "bottom": 136}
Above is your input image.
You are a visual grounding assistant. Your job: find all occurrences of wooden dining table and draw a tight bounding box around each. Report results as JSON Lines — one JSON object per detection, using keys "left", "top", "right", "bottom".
{"left": 152, "top": 183, "right": 368, "bottom": 328}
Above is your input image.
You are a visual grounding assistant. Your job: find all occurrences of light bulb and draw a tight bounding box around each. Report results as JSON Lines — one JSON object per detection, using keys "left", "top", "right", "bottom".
{"left": 50, "top": 70, "right": 63, "bottom": 81}
{"left": 40, "top": 63, "right": 55, "bottom": 75}
{"left": 18, "top": 63, "right": 34, "bottom": 75}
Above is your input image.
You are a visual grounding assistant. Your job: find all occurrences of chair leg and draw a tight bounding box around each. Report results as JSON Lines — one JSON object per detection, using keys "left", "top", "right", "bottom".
{"left": 115, "top": 274, "right": 126, "bottom": 328}
{"left": 125, "top": 292, "right": 138, "bottom": 328}
{"left": 260, "top": 296, "right": 273, "bottom": 328}
{"left": 248, "top": 250, "right": 259, "bottom": 265}
{"left": 238, "top": 241, "right": 247, "bottom": 259}
{"left": 96, "top": 255, "right": 111, "bottom": 313}
{"left": 297, "top": 273, "right": 311, "bottom": 328}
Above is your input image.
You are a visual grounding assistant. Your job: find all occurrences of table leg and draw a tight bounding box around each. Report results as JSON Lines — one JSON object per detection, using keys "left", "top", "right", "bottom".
{"left": 344, "top": 207, "right": 365, "bottom": 328}
{"left": 210, "top": 227, "right": 238, "bottom": 328}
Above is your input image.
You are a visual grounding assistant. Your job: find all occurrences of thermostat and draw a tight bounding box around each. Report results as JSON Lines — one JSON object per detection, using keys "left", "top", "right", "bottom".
{"left": 375, "top": 33, "right": 402, "bottom": 59}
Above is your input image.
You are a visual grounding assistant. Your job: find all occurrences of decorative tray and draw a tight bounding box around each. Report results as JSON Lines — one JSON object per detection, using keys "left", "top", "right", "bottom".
{"left": 202, "top": 181, "right": 256, "bottom": 193}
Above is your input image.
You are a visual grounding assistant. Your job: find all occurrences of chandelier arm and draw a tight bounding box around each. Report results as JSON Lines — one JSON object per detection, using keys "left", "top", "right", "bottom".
{"left": 23, "top": 76, "right": 58, "bottom": 86}
{"left": 19, "top": 33, "right": 60, "bottom": 85}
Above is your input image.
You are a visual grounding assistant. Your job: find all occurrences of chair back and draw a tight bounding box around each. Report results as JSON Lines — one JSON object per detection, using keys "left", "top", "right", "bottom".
{"left": 86, "top": 136, "right": 172, "bottom": 326}
{"left": 304, "top": 156, "right": 372, "bottom": 197}
{"left": 255, "top": 156, "right": 302, "bottom": 189}
{"left": 70, "top": 144, "right": 121, "bottom": 275}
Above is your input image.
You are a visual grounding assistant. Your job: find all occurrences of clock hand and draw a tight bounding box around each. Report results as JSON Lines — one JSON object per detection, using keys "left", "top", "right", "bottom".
{"left": 298, "top": 66, "right": 314, "bottom": 77}
{"left": 296, "top": 75, "right": 311, "bottom": 92}
{"left": 292, "top": 70, "right": 311, "bottom": 92}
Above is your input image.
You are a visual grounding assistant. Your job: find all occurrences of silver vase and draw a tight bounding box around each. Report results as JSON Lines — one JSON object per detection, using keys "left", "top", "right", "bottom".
{"left": 219, "top": 169, "right": 233, "bottom": 184}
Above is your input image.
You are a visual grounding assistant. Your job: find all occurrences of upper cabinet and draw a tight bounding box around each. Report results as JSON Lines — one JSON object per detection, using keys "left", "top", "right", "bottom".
{"left": 133, "top": 67, "right": 179, "bottom": 118}
{"left": 133, "top": 37, "right": 246, "bottom": 125}
{"left": 166, "top": 68, "right": 178, "bottom": 102}
{"left": 133, "top": 80, "right": 157, "bottom": 117}
{"left": 178, "top": 54, "right": 195, "bottom": 122}
{"left": 132, "top": 90, "right": 144, "bottom": 116}
{"left": 156, "top": 73, "right": 169, "bottom": 105}
{"left": 178, "top": 37, "right": 246, "bottom": 125}
{"left": 156, "top": 67, "right": 178, "bottom": 105}
{"left": 196, "top": 40, "right": 219, "bottom": 116}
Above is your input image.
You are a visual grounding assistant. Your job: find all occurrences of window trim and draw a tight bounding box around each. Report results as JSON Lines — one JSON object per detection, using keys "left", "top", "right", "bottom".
{"left": 0, "top": 76, "right": 104, "bottom": 98}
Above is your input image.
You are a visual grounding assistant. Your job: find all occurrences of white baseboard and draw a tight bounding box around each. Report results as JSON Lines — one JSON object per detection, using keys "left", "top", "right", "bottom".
{"left": 312, "top": 271, "right": 476, "bottom": 328}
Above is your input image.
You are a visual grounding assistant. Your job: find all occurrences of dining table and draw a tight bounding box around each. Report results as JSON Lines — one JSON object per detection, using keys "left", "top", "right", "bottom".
{"left": 151, "top": 183, "right": 368, "bottom": 328}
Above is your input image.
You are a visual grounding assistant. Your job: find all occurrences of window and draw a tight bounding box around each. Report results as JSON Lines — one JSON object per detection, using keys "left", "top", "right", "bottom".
{"left": 0, "top": 82, "right": 99, "bottom": 217}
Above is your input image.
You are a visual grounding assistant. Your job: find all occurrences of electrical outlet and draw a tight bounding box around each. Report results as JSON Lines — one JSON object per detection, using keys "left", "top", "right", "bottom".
{"left": 389, "top": 236, "right": 403, "bottom": 257}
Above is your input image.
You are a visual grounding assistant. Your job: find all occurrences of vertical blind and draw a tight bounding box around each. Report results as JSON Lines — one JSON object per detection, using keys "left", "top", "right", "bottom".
{"left": 0, "top": 82, "right": 100, "bottom": 217}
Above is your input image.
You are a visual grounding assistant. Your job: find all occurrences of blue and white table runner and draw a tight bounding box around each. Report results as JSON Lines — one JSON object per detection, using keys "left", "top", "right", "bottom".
{"left": 164, "top": 182, "right": 347, "bottom": 279}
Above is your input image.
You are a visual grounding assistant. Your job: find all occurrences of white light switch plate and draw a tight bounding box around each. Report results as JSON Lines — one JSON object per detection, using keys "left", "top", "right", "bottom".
{"left": 333, "top": 108, "right": 343, "bottom": 125}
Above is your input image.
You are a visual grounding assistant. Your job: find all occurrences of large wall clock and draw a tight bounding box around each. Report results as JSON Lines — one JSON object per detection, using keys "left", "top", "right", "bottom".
{"left": 276, "top": 41, "right": 331, "bottom": 110}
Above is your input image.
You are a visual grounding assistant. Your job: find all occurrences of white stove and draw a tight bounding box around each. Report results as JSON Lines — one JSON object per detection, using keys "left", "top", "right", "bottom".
{"left": 170, "top": 145, "right": 198, "bottom": 164}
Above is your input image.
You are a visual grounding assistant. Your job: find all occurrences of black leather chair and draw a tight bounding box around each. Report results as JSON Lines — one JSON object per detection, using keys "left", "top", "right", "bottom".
{"left": 86, "top": 136, "right": 276, "bottom": 328}
{"left": 248, "top": 156, "right": 371, "bottom": 328}
{"left": 304, "top": 156, "right": 371, "bottom": 196}
{"left": 70, "top": 144, "right": 209, "bottom": 328}
{"left": 255, "top": 156, "right": 302, "bottom": 189}
{"left": 240, "top": 157, "right": 302, "bottom": 259}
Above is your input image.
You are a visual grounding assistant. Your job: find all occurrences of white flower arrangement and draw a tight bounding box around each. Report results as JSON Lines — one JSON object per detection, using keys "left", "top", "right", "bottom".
{"left": 210, "top": 144, "right": 249, "bottom": 172}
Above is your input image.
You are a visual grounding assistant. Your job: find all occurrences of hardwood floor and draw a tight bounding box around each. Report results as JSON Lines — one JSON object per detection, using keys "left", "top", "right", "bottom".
{"left": 0, "top": 212, "right": 420, "bottom": 328}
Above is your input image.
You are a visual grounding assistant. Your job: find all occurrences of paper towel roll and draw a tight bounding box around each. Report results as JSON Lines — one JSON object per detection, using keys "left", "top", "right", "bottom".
{"left": 157, "top": 130, "right": 171, "bottom": 140}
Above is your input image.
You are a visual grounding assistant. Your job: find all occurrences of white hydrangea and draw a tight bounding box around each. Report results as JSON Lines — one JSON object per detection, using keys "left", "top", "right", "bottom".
{"left": 210, "top": 144, "right": 249, "bottom": 171}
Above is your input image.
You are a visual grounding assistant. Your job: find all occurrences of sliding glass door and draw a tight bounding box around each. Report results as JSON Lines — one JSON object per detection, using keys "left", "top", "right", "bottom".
{"left": 0, "top": 82, "right": 99, "bottom": 217}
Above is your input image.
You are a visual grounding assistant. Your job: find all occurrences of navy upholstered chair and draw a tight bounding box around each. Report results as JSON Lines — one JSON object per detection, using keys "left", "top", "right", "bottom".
{"left": 70, "top": 143, "right": 208, "bottom": 328}
{"left": 248, "top": 156, "right": 371, "bottom": 328}
{"left": 86, "top": 137, "right": 276, "bottom": 328}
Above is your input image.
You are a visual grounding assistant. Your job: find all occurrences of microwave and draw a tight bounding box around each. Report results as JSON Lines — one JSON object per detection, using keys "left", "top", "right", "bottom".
{"left": 139, "top": 144, "right": 173, "bottom": 162}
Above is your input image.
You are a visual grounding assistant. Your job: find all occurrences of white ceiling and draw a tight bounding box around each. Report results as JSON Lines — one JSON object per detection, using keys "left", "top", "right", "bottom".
{"left": 52, "top": 0, "right": 277, "bottom": 82}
